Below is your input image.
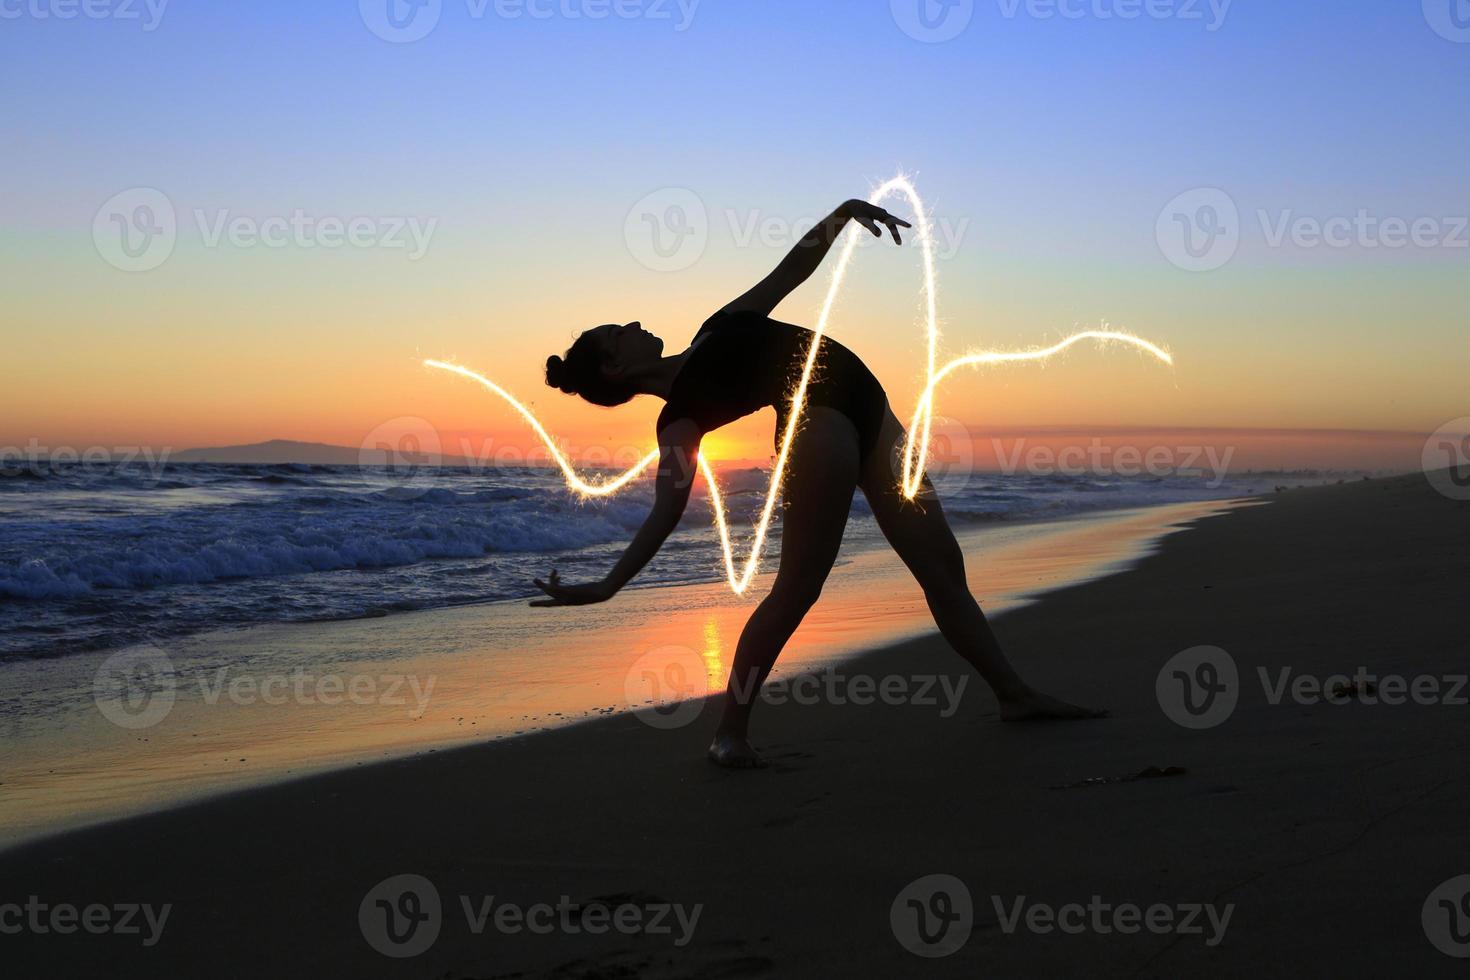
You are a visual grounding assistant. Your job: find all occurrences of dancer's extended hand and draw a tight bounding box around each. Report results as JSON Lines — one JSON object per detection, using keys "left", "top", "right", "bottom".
{"left": 530, "top": 569, "right": 613, "bottom": 607}
{"left": 844, "top": 200, "right": 911, "bottom": 244}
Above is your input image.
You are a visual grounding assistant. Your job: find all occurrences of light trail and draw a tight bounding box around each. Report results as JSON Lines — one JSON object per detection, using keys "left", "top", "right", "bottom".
{"left": 427, "top": 176, "right": 1173, "bottom": 595}
{"left": 423, "top": 358, "right": 660, "bottom": 496}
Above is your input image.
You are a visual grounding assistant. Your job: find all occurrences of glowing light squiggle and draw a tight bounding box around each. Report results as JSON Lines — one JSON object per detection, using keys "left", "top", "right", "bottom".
{"left": 426, "top": 177, "right": 1173, "bottom": 595}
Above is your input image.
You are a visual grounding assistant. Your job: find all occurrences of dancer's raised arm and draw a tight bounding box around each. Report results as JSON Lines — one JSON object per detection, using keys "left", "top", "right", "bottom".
{"left": 721, "top": 199, "right": 909, "bottom": 318}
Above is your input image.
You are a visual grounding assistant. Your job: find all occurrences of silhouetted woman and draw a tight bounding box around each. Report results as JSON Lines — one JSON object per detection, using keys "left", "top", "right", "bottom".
{"left": 535, "top": 197, "right": 1103, "bottom": 767}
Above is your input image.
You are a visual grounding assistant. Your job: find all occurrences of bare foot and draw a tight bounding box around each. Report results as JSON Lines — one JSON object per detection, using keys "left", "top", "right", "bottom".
{"left": 707, "top": 732, "right": 767, "bottom": 769}
{"left": 1000, "top": 689, "right": 1109, "bottom": 723}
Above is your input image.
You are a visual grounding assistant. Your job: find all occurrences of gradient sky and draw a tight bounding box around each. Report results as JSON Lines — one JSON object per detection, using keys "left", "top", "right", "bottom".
{"left": 3, "top": 0, "right": 1466, "bottom": 467}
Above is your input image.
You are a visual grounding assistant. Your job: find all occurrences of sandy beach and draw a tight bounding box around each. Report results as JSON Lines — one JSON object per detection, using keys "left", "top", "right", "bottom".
{"left": 1, "top": 498, "right": 1243, "bottom": 846}
{"left": 3, "top": 472, "right": 1467, "bottom": 977}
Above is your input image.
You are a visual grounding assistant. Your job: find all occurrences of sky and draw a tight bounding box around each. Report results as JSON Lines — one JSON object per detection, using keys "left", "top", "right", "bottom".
{"left": 3, "top": 0, "right": 1466, "bottom": 470}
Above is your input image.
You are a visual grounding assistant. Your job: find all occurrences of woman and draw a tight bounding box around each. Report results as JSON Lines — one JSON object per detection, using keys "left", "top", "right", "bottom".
{"left": 534, "top": 196, "right": 1104, "bottom": 768}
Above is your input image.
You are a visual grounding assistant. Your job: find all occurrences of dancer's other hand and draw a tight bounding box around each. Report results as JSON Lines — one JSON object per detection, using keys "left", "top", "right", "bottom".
{"left": 530, "top": 569, "right": 613, "bottom": 607}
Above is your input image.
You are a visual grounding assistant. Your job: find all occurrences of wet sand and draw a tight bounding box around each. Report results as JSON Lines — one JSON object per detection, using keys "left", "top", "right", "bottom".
{"left": 2, "top": 473, "right": 1467, "bottom": 977}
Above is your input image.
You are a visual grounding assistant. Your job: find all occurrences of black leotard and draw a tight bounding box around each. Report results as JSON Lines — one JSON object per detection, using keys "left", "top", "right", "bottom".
{"left": 656, "top": 309, "right": 889, "bottom": 462}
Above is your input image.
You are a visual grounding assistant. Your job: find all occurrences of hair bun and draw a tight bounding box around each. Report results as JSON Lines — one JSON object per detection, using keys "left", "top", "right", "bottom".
{"left": 545, "top": 354, "right": 573, "bottom": 393}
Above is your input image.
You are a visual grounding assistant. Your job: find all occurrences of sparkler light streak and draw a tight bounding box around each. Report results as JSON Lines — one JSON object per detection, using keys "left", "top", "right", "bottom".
{"left": 426, "top": 176, "right": 1173, "bottom": 595}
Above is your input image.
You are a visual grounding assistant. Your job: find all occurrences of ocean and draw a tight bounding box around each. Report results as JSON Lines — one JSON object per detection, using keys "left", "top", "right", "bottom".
{"left": 0, "top": 459, "right": 1274, "bottom": 663}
